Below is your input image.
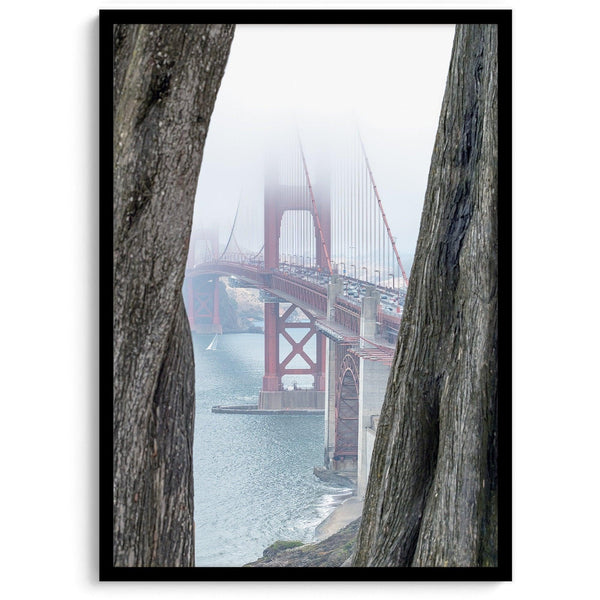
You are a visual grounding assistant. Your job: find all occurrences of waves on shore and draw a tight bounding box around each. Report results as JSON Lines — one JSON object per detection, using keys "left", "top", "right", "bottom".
{"left": 315, "top": 489, "right": 355, "bottom": 521}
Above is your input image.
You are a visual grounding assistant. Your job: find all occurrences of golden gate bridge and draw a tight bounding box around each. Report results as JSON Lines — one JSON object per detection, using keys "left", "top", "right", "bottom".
{"left": 184, "top": 132, "right": 411, "bottom": 489}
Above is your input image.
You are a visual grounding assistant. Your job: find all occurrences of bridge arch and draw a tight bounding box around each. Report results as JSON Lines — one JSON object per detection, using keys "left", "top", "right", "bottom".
{"left": 333, "top": 351, "right": 360, "bottom": 469}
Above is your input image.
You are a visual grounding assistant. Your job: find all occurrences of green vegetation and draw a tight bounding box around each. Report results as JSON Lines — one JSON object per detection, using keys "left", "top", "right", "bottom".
{"left": 263, "top": 540, "right": 304, "bottom": 558}
{"left": 245, "top": 519, "right": 360, "bottom": 567}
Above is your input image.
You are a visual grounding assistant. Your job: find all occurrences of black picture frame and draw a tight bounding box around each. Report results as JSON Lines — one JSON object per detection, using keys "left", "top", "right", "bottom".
{"left": 100, "top": 8, "right": 512, "bottom": 582}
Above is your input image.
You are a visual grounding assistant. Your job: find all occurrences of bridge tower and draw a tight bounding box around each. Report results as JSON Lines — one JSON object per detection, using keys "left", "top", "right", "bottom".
{"left": 259, "top": 156, "right": 330, "bottom": 409}
{"left": 263, "top": 158, "right": 331, "bottom": 272}
{"left": 183, "top": 228, "right": 222, "bottom": 334}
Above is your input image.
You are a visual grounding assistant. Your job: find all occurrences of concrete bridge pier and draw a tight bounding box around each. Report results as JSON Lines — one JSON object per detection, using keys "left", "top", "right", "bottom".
{"left": 322, "top": 284, "right": 392, "bottom": 495}
{"left": 357, "top": 288, "right": 390, "bottom": 498}
{"left": 323, "top": 276, "right": 344, "bottom": 470}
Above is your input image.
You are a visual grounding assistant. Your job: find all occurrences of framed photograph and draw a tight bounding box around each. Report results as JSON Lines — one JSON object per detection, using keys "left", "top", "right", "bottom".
{"left": 100, "top": 9, "right": 511, "bottom": 581}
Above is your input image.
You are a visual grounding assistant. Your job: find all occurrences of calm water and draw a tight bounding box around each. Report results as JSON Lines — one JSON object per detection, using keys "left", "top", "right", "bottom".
{"left": 192, "top": 332, "right": 350, "bottom": 567}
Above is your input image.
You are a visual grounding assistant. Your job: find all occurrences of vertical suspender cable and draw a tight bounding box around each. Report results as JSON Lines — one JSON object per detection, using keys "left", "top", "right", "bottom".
{"left": 293, "top": 148, "right": 297, "bottom": 266}
{"left": 333, "top": 155, "right": 336, "bottom": 268}
{"left": 358, "top": 132, "right": 409, "bottom": 289}
{"left": 361, "top": 135, "right": 366, "bottom": 282}
{"left": 353, "top": 135, "right": 357, "bottom": 279}
{"left": 298, "top": 137, "right": 333, "bottom": 275}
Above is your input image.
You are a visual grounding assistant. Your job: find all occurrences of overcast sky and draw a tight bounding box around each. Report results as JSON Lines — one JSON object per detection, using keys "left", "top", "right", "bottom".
{"left": 193, "top": 24, "right": 455, "bottom": 256}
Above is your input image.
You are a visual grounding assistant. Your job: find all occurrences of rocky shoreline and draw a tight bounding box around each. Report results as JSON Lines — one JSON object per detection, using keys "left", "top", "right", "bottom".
{"left": 243, "top": 517, "right": 361, "bottom": 567}
{"left": 243, "top": 495, "right": 364, "bottom": 568}
{"left": 312, "top": 466, "right": 356, "bottom": 488}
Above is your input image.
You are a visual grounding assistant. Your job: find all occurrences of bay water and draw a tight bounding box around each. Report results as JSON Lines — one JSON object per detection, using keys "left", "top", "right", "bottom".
{"left": 192, "top": 332, "right": 351, "bottom": 567}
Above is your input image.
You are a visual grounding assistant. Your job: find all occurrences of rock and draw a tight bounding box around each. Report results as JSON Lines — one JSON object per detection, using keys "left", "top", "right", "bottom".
{"left": 313, "top": 466, "right": 356, "bottom": 488}
{"left": 244, "top": 519, "right": 361, "bottom": 568}
{"left": 262, "top": 540, "right": 304, "bottom": 558}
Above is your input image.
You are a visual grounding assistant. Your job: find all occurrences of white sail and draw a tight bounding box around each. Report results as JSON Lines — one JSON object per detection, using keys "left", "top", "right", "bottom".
{"left": 206, "top": 334, "right": 219, "bottom": 351}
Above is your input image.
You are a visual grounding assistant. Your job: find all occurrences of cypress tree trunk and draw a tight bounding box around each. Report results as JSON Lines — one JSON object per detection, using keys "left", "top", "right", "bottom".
{"left": 112, "top": 23, "right": 235, "bottom": 567}
{"left": 353, "top": 24, "right": 498, "bottom": 567}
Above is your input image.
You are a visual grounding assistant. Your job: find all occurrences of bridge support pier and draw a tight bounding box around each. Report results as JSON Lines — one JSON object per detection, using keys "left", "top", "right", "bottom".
{"left": 262, "top": 302, "right": 280, "bottom": 392}
{"left": 357, "top": 358, "right": 391, "bottom": 497}
{"left": 183, "top": 274, "right": 222, "bottom": 334}
{"left": 322, "top": 286, "right": 393, "bottom": 492}
{"left": 323, "top": 276, "right": 344, "bottom": 468}
{"left": 258, "top": 300, "right": 326, "bottom": 411}
{"left": 356, "top": 289, "right": 392, "bottom": 496}
{"left": 258, "top": 389, "right": 325, "bottom": 411}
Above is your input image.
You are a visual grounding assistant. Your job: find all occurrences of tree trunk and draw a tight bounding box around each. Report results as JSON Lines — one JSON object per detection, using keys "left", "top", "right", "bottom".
{"left": 112, "top": 23, "right": 235, "bottom": 567}
{"left": 353, "top": 24, "right": 498, "bottom": 567}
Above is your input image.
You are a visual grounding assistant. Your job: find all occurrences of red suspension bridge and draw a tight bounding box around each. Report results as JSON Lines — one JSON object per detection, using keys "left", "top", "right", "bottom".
{"left": 184, "top": 133, "right": 411, "bottom": 484}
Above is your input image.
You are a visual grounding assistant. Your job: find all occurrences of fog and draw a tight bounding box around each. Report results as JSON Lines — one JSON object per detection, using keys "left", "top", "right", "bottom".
{"left": 193, "top": 24, "right": 455, "bottom": 257}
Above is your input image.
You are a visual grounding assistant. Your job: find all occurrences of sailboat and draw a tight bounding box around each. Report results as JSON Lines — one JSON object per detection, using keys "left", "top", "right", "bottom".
{"left": 206, "top": 334, "right": 219, "bottom": 351}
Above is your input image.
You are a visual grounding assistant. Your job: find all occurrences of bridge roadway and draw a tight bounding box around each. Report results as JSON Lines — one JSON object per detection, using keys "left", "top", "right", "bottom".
{"left": 188, "top": 260, "right": 402, "bottom": 357}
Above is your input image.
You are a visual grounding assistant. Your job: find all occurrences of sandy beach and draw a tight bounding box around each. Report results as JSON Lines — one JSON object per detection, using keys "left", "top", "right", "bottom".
{"left": 314, "top": 496, "right": 364, "bottom": 541}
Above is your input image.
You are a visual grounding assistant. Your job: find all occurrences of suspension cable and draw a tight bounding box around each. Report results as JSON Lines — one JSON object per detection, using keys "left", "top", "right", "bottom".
{"left": 357, "top": 132, "right": 409, "bottom": 289}
{"left": 219, "top": 191, "right": 242, "bottom": 260}
{"left": 297, "top": 136, "right": 333, "bottom": 275}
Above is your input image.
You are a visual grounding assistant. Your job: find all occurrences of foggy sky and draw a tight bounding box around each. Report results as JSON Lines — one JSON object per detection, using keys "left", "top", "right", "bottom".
{"left": 193, "top": 24, "right": 455, "bottom": 256}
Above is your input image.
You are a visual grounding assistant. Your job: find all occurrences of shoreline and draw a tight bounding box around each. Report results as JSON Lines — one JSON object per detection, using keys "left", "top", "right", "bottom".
{"left": 242, "top": 494, "right": 364, "bottom": 567}
{"left": 314, "top": 494, "right": 364, "bottom": 541}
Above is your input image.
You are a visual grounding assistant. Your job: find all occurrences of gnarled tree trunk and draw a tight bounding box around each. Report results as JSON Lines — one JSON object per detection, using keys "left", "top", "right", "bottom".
{"left": 112, "top": 23, "right": 235, "bottom": 567}
{"left": 353, "top": 23, "right": 498, "bottom": 567}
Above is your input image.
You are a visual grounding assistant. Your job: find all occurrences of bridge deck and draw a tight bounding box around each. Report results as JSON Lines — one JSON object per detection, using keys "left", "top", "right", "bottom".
{"left": 187, "top": 261, "right": 400, "bottom": 356}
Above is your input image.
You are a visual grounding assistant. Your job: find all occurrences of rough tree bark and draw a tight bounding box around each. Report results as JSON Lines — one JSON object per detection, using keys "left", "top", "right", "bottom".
{"left": 353, "top": 24, "right": 498, "bottom": 567}
{"left": 112, "top": 23, "right": 234, "bottom": 567}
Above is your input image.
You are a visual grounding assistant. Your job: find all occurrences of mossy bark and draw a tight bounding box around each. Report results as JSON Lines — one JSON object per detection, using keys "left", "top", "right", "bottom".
{"left": 112, "top": 23, "right": 235, "bottom": 567}
{"left": 353, "top": 24, "right": 498, "bottom": 567}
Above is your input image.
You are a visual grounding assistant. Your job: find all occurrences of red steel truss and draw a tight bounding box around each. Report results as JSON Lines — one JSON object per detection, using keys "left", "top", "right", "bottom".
{"left": 263, "top": 302, "right": 326, "bottom": 392}
{"left": 183, "top": 274, "right": 222, "bottom": 334}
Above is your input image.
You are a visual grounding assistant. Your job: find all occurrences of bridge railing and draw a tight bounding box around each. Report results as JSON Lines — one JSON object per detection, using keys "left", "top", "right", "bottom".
{"left": 189, "top": 260, "right": 268, "bottom": 286}
{"left": 220, "top": 253, "right": 264, "bottom": 268}
{"left": 377, "top": 306, "right": 402, "bottom": 343}
{"left": 271, "top": 273, "right": 328, "bottom": 314}
{"left": 334, "top": 297, "right": 361, "bottom": 334}
{"left": 188, "top": 258, "right": 403, "bottom": 346}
